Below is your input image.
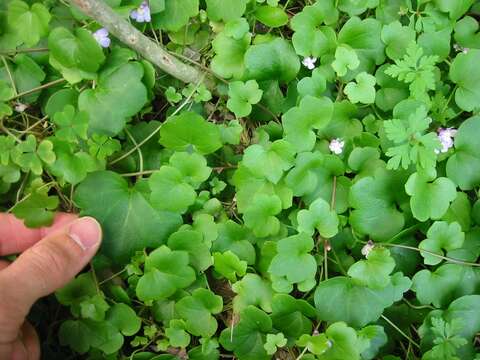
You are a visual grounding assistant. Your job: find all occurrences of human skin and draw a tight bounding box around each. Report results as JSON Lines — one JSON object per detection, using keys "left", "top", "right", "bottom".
{"left": 0, "top": 213, "right": 102, "bottom": 360}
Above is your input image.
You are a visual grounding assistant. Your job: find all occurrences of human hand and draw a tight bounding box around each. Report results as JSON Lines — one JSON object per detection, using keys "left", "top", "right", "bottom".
{"left": 0, "top": 213, "right": 102, "bottom": 360}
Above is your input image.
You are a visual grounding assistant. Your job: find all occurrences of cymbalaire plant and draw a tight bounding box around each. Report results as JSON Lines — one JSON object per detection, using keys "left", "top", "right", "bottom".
{"left": 1, "top": 0, "right": 480, "bottom": 359}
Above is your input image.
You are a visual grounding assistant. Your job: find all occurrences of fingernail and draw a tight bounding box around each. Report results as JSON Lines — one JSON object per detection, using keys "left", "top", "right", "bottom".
{"left": 69, "top": 217, "right": 102, "bottom": 250}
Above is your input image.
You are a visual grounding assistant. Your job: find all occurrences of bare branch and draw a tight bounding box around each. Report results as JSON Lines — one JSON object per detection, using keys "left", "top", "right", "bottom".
{"left": 69, "top": 0, "right": 213, "bottom": 87}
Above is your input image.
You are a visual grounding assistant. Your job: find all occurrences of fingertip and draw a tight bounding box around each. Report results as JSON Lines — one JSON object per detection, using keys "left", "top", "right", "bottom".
{"left": 69, "top": 216, "right": 102, "bottom": 251}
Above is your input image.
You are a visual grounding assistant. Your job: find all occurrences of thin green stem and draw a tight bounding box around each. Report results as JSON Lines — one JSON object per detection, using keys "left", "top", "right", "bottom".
{"left": 365, "top": 241, "right": 480, "bottom": 267}
{"left": 1, "top": 56, "right": 18, "bottom": 94}
{"left": 8, "top": 78, "right": 66, "bottom": 101}
{"left": 124, "top": 127, "right": 144, "bottom": 178}
{"left": 381, "top": 314, "right": 420, "bottom": 349}
{"left": 403, "top": 298, "right": 435, "bottom": 310}
{"left": 98, "top": 268, "right": 127, "bottom": 285}
{"left": 295, "top": 347, "right": 308, "bottom": 360}
{"left": 0, "top": 47, "right": 49, "bottom": 56}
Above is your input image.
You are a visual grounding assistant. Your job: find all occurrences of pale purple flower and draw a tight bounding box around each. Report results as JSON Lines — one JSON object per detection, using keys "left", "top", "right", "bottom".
{"left": 93, "top": 28, "right": 111, "bottom": 48}
{"left": 302, "top": 56, "right": 317, "bottom": 70}
{"left": 130, "top": 1, "right": 151, "bottom": 23}
{"left": 329, "top": 138, "right": 344, "bottom": 155}
{"left": 435, "top": 127, "right": 457, "bottom": 154}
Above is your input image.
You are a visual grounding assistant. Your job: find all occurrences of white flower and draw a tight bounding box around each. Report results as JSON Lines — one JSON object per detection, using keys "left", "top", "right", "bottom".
{"left": 14, "top": 103, "right": 28, "bottom": 113}
{"left": 361, "top": 240, "right": 375, "bottom": 257}
{"left": 435, "top": 127, "right": 457, "bottom": 154}
{"left": 302, "top": 56, "right": 317, "bottom": 70}
{"left": 329, "top": 138, "right": 344, "bottom": 155}
{"left": 93, "top": 28, "right": 111, "bottom": 48}
{"left": 453, "top": 43, "right": 469, "bottom": 54}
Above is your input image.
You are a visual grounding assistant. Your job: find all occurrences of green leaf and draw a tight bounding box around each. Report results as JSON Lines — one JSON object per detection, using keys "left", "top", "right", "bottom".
{"left": 268, "top": 233, "right": 317, "bottom": 293}
{"left": 314, "top": 273, "right": 411, "bottom": 327}
{"left": 219, "top": 120, "right": 243, "bottom": 145}
{"left": 56, "top": 273, "right": 97, "bottom": 306}
{"left": 213, "top": 251, "right": 247, "bottom": 282}
{"left": 245, "top": 38, "right": 300, "bottom": 83}
{"left": 332, "top": 46, "right": 360, "bottom": 77}
{"left": 167, "top": 230, "right": 212, "bottom": 272}
{"left": 344, "top": 72, "right": 376, "bottom": 104}
{"left": 338, "top": 17, "right": 385, "bottom": 72}
{"left": 59, "top": 320, "right": 96, "bottom": 354}
{"left": 442, "top": 295, "right": 480, "bottom": 339}
{"left": 176, "top": 288, "right": 223, "bottom": 338}
{"left": 297, "top": 333, "right": 331, "bottom": 356}
{"left": 255, "top": 6, "right": 288, "bottom": 28}
{"left": 219, "top": 306, "right": 272, "bottom": 360}
{"left": 419, "top": 221, "right": 464, "bottom": 265}
{"left": 232, "top": 274, "right": 274, "bottom": 313}
{"left": 449, "top": 49, "right": 480, "bottom": 112}
{"left": 212, "top": 220, "right": 256, "bottom": 265}
{"left": 242, "top": 140, "right": 295, "bottom": 184}
{"left": 78, "top": 63, "right": 148, "bottom": 136}
{"left": 159, "top": 112, "right": 222, "bottom": 155}
{"left": 12, "top": 54, "right": 46, "bottom": 103}
{"left": 446, "top": 116, "right": 480, "bottom": 190}
{"left": 383, "top": 105, "right": 440, "bottom": 171}
{"left": 381, "top": 21, "right": 416, "bottom": 60}
{"left": 297, "top": 68, "right": 327, "bottom": 99}
{"left": 53, "top": 105, "right": 88, "bottom": 143}
{"left": 423, "top": 317, "right": 468, "bottom": 360}
{"left": 8, "top": 0, "right": 50, "bottom": 46}
{"left": 243, "top": 194, "right": 282, "bottom": 237}
{"left": 136, "top": 246, "right": 196, "bottom": 301}
{"left": 297, "top": 198, "right": 339, "bottom": 238}
{"left": 282, "top": 96, "right": 333, "bottom": 152}
{"left": 412, "top": 264, "right": 480, "bottom": 308}
{"left": 384, "top": 42, "right": 439, "bottom": 101}
{"left": 12, "top": 190, "right": 59, "bottom": 228}
{"left": 349, "top": 168, "right": 405, "bottom": 241}
{"left": 149, "top": 166, "right": 196, "bottom": 214}
{"left": 106, "top": 303, "right": 142, "bottom": 336}
{"left": 48, "top": 27, "right": 105, "bottom": 83}
{"left": 434, "top": 0, "right": 474, "bottom": 20}
{"left": 74, "top": 171, "right": 182, "bottom": 264}
{"left": 454, "top": 16, "right": 480, "bottom": 49}
{"left": 60, "top": 319, "right": 123, "bottom": 355}
{"left": 205, "top": 0, "right": 248, "bottom": 21}
{"left": 224, "top": 18, "right": 250, "bottom": 40}
{"left": 165, "top": 319, "right": 191, "bottom": 348}
{"left": 317, "top": 322, "right": 361, "bottom": 360}
{"left": 271, "top": 294, "right": 316, "bottom": 340}
{"left": 264, "top": 333, "right": 287, "bottom": 355}
{"left": 211, "top": 32, "right": 251, "bottom": 79}
{"left": 290, "top": 1, "right": 338, "bottom": 57}
{"left": 227, "top": 80, "right": 263, "bottom": 118}
{"left": 87, "top": 134, "right": 121, "bottom": 161}
{"left": 285, "top": 151, "right": 324, "bottom": 196}
{"left": 80, "top": 294, "right": 109, "bottom": 321}
{"left": 12, "top": 135, "right": 55, "bottom": 175}
{"left": 358, "top": 325, "right": 388, "bottom": 360}
{"left": 347, "top": 247, "right": 395, "bottom": 289}
{"left": 168, "top": 152, "right": 211, "bottom": 188}
{"left": 405, "top": 172, "right": 457, "bottom": 222}
{"left": 153, "top": 0, "right": 199, "bottom": 32}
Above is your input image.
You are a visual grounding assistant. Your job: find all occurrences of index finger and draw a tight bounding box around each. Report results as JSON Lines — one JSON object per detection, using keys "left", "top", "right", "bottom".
{"left": 0, "top": 213, "right": 78, "bottom": 256}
